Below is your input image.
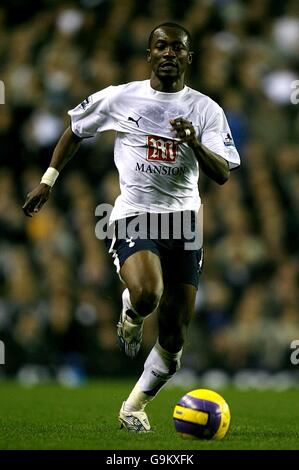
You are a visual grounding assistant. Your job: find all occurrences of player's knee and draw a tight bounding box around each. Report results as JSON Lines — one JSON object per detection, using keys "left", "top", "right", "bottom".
{"left": 130, "top": 284, "right": 163, "bottom": 316}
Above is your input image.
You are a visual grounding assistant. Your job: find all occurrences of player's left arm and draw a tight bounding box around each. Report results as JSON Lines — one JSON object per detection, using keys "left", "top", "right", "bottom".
{"left": 170, "top": 118, "right": 229, "bottom": 185}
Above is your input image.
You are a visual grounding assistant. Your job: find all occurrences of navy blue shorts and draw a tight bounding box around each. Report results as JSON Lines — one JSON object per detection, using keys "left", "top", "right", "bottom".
{"left": 106, "top": 211, "right": 203, "bottom": 289}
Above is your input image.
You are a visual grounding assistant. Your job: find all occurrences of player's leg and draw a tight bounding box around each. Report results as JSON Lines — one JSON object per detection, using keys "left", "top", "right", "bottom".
{"left": 120, "top": 282, "right": 196, "bottom": 431}
{"left": 117, "top": 249, "right": 164, "bottom": 358}
{"left": 158, "top": 282, "right": 197, "bottom": 352}
{"left": 119, "top": 239, "right": 202, "bottom": 432}
{"left": 120, "top": 249, "right": 164, "bottom": 317}
{"left": 117, "top": 250, "right": 164, "bottom": 432}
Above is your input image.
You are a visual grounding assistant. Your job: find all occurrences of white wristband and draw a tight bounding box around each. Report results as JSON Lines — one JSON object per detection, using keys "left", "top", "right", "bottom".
{"left": 40, "top": 167, "right": 59, "bottom": 187}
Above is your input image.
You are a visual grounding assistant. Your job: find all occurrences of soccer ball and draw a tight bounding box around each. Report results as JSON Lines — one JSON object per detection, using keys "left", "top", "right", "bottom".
{"left": 173, "top": 388, "right": 231, "bottom": 440}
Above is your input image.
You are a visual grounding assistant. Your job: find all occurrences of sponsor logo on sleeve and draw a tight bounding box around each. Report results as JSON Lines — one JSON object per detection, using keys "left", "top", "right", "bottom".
{"left": 80, "top": 96, "right": 92, "bottom": 110}
{"left": 221, "top": 132, "right": 235, "bottom": 147}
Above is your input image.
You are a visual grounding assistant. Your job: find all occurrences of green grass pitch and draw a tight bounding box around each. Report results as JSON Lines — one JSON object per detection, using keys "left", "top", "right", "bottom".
{"left": 0, "top": 380, "right": 298, "bottom": 450}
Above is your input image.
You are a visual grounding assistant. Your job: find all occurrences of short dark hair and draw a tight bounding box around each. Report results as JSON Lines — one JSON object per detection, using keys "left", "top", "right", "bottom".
{"left": 148, "top": 22, "right": 192, "bottom": 49}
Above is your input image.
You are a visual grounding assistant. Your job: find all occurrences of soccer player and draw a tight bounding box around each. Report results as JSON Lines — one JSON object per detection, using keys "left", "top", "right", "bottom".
{"left": 23, "top": 23, "right": 240, "bottom": 432}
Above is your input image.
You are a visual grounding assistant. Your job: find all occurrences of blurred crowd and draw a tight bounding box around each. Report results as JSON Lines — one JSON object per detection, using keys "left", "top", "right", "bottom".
{"left": 0, "top": 0, "right": 299, "bottom": 383}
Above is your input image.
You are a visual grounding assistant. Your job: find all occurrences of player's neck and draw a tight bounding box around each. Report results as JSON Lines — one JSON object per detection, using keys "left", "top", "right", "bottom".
{"left": 150, "top": 75, "right": 185, "bottom": 93}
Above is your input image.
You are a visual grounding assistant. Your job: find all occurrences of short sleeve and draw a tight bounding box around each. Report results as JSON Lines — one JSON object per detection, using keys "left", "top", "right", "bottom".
{"left": 201, "top": 107, "right": 241, "bottom": 170}
{"left": 68, "top": 86, "right": 115, "bottom": 138}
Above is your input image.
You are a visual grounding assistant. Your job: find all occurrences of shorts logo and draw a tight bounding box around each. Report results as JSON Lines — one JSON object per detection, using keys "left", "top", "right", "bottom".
{"left": 147, "top": 136, "right": 177, "bottom": 163}
{"left": 126, "top": 237, "right": 135, "bottom": 247}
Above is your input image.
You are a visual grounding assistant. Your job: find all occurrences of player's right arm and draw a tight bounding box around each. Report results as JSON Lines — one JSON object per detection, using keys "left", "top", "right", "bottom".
{"left": 23, "top": 86, "right": 115, "bottom": 217}
{"left": 22, "top": 126, "right": 82, "bottom": 217}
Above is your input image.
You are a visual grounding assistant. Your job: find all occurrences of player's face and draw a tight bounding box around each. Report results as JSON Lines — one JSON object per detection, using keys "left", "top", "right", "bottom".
{"left": 147, "top": 27, "right": 192, "bottom": 80}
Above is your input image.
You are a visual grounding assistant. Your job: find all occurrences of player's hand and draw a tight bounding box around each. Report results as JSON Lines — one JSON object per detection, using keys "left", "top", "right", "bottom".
{"left": 170, "top": 118, "right": 198, "bottom": 147}
{"left": 22, "top": 183, "right": 52, "bottom": 217}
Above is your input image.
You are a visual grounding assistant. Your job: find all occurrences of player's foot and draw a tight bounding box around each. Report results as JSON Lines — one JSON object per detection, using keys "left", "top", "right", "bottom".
{"left": 118, "top": 402, "right": 151, "bottom": 432}
{"left": 117, "top": 289, "right": 143, "bottom": 358}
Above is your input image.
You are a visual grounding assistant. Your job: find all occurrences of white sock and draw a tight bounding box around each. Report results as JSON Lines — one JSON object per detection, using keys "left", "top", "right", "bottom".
{"left": 124, "top": 341, "right": 182, "bottom": 412}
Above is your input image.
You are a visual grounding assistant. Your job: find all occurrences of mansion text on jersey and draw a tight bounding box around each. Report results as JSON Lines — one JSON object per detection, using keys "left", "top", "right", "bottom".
{"left": 135, "top": 162, "right": 187, "bottom": 176}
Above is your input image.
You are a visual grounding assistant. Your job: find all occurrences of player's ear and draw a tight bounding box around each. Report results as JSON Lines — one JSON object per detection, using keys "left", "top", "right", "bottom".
{"left": 188, "top": 51, "right": 193, "bottom": 64}
{"left": 146, "top": 49, "right": 151, "bottom": 63}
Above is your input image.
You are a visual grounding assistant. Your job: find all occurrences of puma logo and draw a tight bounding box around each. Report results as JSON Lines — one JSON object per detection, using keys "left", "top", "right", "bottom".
{"left": 128, "top": 116, "right": 142, "bottom": 127}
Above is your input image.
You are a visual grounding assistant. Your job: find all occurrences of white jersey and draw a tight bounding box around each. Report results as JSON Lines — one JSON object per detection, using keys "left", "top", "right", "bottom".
{"left": 68, "top": 80, "right": 240, "bottom": 222}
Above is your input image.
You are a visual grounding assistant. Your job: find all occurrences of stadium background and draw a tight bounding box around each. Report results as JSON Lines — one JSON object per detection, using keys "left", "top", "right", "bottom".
{"left": 0, "top": 0, "right": 299, "bottom": 387}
